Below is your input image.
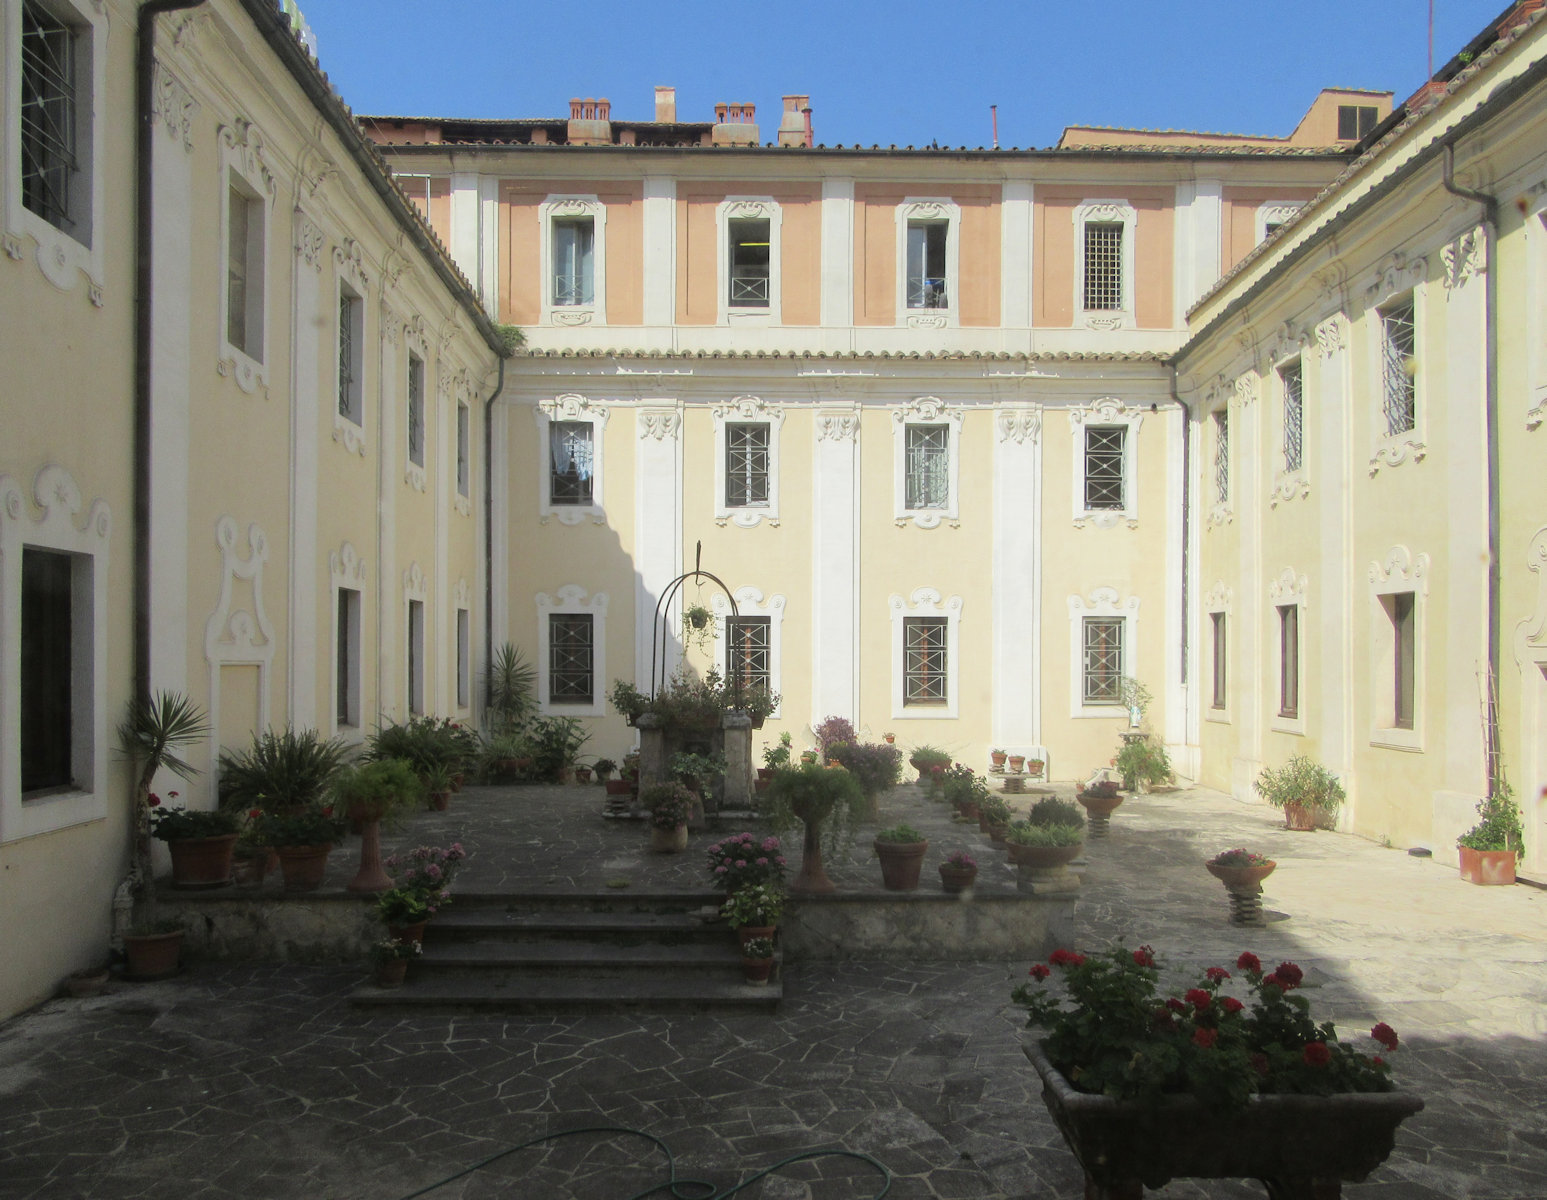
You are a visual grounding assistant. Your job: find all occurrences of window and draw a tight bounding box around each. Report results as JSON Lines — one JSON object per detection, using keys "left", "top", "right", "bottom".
{"left": 904, "top": 424, "right": 949, "bottom": 510}
{"left": 1280, "top": 358, "right": 1304, "bottom": 473}
{"left": 1083, "top": 222, "right": 1123, "bottom": 311}
{"left": 728, "top": 217, "right": 770, "bottom": 308}
{"left": 405, "top": 598, "right": 424, "bottom": 716}
{"left": 725, "top": 422, "right": 769, "bottom": 508}
{"left": 406, "top": 353, "right": 425, "bottom": 468}
{"left": 1369, "top": 547, "right": 1426, "bottom": 748}
{"left": 20, "top": 547, "right": 75, "bottom": 793}
{"left": 548, "top": 613, "right": 594, "bottom": 704}
{"left": 903, "top": 616, "right": 948, "bottom": 705}
{"left": 455, "top": 608, "right": 470, "bottom": 709}
{"left": 1210, "top": 612, "right": 1227, "bottom": 711}
{"left": 226, "top": 180, "right": 264, "bottom": 360}
{"left": 549, "top": 421, "right": 593, "bottom": 506}
{"left": 336, "top": 586, "right": 361, "bottom": 729}
{"left": 1387, "top": 592, "right": 1415, "bottom": 731}
{"left": 724, "top": 616, "right": 771, "bottom": 694}
{"left": 456, "top": 402, "right": 470, "bottom": 498}
{"left": 1213, "top": 410, "right": 1229, "bottom": 507}
{"left": 1278, "top": 604, "right": 1299, "bottom": 719}
{"left": 552, "top": 216, "right": 594, "bottom": 306}
{"left": 1082, "top": 617, "right": 1124, "bottom": 705}
{"left": 1337, "top": 104, "right": 1378, "bottom": 141}
{"left": 1378, "top": 295, "right": 1416, "bottom": 437}
{"left": 337, "top": 286, "right": 363, "bottom": 424}
{"left": 1085, "top": 426, "right": 1126, "bottom": 510}
{"left": 20, "top": 1, "right": 80, "bottom": 237}
{"left": 906, "top": 220, "right": 947, "bottom": 309}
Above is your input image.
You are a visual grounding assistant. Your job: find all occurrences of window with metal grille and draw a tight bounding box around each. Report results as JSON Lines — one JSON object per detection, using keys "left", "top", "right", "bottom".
{"left": 1082, "top": 617, "right": 1124, "bottom": 705}
{"left": 549, "top": 421, "right": 593, "bottom": 505}
{"left": 1379, "top": 296, "right": 1416, "bottom": 436}
{"left": 905, "top": 424, "right": 949, "bottom": 509}
{"left": 1083, "top": 222, "right": 1124, "bottom": 310}
{"left": 456, "top": 403, "right": 470, "bottom": 497}
{"left": 336, "top": 587, "right": 361, "bottom": 727}
{"left": 1337, "top": 104, "right": 1378, "bottom": 141}
{"left": 21, "top": 547, "right": 76, "bottom": 793}
{"left": 1210, "top": 612, "right": 1227, "bottom": 710}
{"left": 906, "top": 221, "right": 948, "bottom": 309}
{"left": 407, "top": 353, "right": 425, "bottom": 468}
{"left": 226, "top": 181, "right": 265, "bottom": 359}
{"left": 337, "top": 289, "right": 363, "bottom": 422}
{"left": 1386, "top": 592, "right": 1415, "bottom": 730}
{"left": 1213, "top": 410, "right": 1229, "bottom": 506}
{"left": 1278, "top": 604, "right": 1299, "bottom": 719}
{"left": 20, "top": 1, "right": 79, "bottom": 236}
{"left": 728, "top": 217, "right": 771, "bottom": 308}
{"left": 548, "top": 613, "right": 594, "bottom": 704}
{"left": 1084, "top": 426, "right": 1126, "bottom": 510}
{"left": 725, "top": 423, "right": 769, "bottom": 507}
{"left": 724, "top": 616, "right": 772, "bottom": 695}
{"left": 1280, "top": 358, "right": 1304, "bottom": 473}
{"left": 552, "top": 217, "right": 594, "bottom": 306}
{"left": 407, "top": 599, "right": 425, "bottom": 715}
{"left": 904, "top": 616, "right": 949, "bottom": 705}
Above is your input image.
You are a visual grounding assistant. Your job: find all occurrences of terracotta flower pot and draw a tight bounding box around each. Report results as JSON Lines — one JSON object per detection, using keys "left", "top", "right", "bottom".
{"left": 1283, "top": 801, "right": 1317, "bottom": 831}
{"left": 874, "top": 838, "right": 929, "bottom": 891}
{"left": 939, "top": 863, "right": 978, "bottom": 894}
{"left": 650, "top": 823, "right": 689, "bottom": 853}
{"left": 275, "top": 844, "right": 332, "bottom": 891}
{"left": 1206, "top": 860, "right": 1277, "bottom": 891}
{"left": 233, "top": 851, "right": 270, "bottom": 886}
{"left": 1006, "top": 841, "right": 1083, "bottom": 869}
{"left": 428, "top": 791, "right": 451, "bottom": 811}
{"left": 123, "top": 929, "right": 183, "bottom": 979}
{"left": 1007, "top": 755, "right": 1025, "bottom": 774}
{"left": 990, "top": 752, "right": 1007, "bottom": 769}
{"left": 167, "top": 833, "right": 238, "bottom": 889}
{"left": 736, "top": 924, "right": 776, "bottom": 948}
{"left": 387, "top": 920, "right": 428, "bottom": 945}
{"left": 1458, "top": 846, "right": 1517, "bottom": 885}
{"left": 374, "top": 958, "right": 409, "bottom": 988}
{"left": 742, "top": 956, "right": 775, "bottom": 985}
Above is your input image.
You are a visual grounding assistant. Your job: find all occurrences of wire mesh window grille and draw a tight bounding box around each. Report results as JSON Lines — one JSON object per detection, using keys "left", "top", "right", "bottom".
{"left": 552, "top": 218, "right": 594, "bottom": 306}
{"left": 1280, "top": 359, "right": 1304, "bottom": 473}
{"left": 456, "top": 404, "right": 470, "bottom": 497}
{"left": 548, "top": 613, "right": 594, "bottom": 704}
{"left": 904, "top": 617, "right": 949, "bottom": 705}
{"left": 1379, "top": 297, "right": 1416, "bottom": 436}
{"left": 724, "top": 617, "right": 772, "bottom": 695}
{"left": 1082, "top": 617, "right": 1124, "bottom": 705}
{"left": 337, "top": 292, "right": 361, "bottom": 421}
{"left": 549, "top": 421, "right": 594, "bottom": 506}
{"left": 407, "top": 354, "right": 425, "bottom": 467}
{"left": 1084, "top": 426, "right": 1126, "bottom": 510}
{"left": 20, "top": 1, "right": 78, "bottom": 235}
{"left": 1278, "top": 604, "right": 1299, "bottom": 718}
{"left": 1213, "top": 410, "right": 1230, "bottom": 506}
{"left": 728, "top": 218, "right": 771, "bottom": 307}
{"left": 1083, "top": 222, "right": 1123, "bottom": 310}
{"left": 905, "top": 221, "right": 948, "bottom": 309}
{"left": 1210, "top": 612, "right": 1227, "bottom": 710}
{"left": 725, "top": 423, "right": 770, "bottom": 507}
{"left": 905, "top": 424, "right": 949, "bottom": 510}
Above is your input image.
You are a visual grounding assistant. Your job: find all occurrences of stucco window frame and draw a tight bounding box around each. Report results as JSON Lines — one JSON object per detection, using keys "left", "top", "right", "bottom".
{"left": 1072, "top": 199, "right": 1137, "bottom": 332}
{"left": 1207, "top": 402, "right": 1232, "bottom": 529}
{"left": 1, "top": 0, "right": 107, "bottom": 301}
{"left": 539, "top": 194, "right": 606, "bottom": 327}
{"left": 712, "top": 395, "right": 783, "bottom": 527}
{"left": 1364, "top": 254, "right": 1428, "bottom": 475}
{"left": 889, "top": 589, "right": 962, "bottom": 720}
{"left": 1526, "top": 195, "right": 1547, "bottom": 433}
{"left": 0, "top": 466, "right": 110, "bottom": 843}
{"left": 1204, "top": 582, "right": 1232, "bottom": 725}
{"left": 710, "top": 587, "right": 786, "bottom": 718}
{"left": 1067, "top": 588, "right": 1139, "bottom": 720}
{"left": 536, "top": 585, "right": 607, "bottom": 717}
{"left": 1367, "top": 546, "right": 1428, "bottom": 752}
{"left": 716, "top": 197, "right": 782, "bottom": 326}
{"left": 329, "top": 541, "right": 366, "bottom": 745}
{"left": 1070, "top": 396, "right": 1142, "bottom": 529}
{"left": 891, "top": 396, "right": 963, "bottom": 529}
{"left": 404, "top": 347, "right": 427, "bottom": 492}
{"left": 1270, "top": 351, "right": 1310, "bottom": 507}
{"left": 331, "top": 240, "right": 371, "bottom": 456}
{"left": 894, "top": 198, "right": 961, "bottom": 329}
{"left": 216, "top": 121, "right": 276, "bottom": 396}
{"left": 1268, "top": 568, "right": 1308, "bottom": 737}
{"left": 1255, "top": 201, "right": 1304, "bottom": 246}
{"left": 535, "top": 394, "right": 608, "bottom": 526}
{"left": 403, "top": 562, "right": 428, "bottom": 718}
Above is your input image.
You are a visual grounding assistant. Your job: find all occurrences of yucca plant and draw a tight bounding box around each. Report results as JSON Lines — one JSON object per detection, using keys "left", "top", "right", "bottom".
{"left": 218, "top": 728, "right": 347, "bottom": 813}
{"left": 118, "top": 691, "right": 211, "bottom": 885}
{"left": 486, "top": 642, "right": 537, "bottom": 734}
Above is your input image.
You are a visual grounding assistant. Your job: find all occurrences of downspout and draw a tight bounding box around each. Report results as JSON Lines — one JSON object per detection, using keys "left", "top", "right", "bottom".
{"left": 1440, "top": 140, "right": 1501, "bottom": 789}
{"left": 134, "top": 0, "right": 207, "bottom": 703}
{"left": 1170, "top": 365, "right": 1191, "bottom": 688}
{"left": 482, "top": 354, "right": 506, "bottom": 710}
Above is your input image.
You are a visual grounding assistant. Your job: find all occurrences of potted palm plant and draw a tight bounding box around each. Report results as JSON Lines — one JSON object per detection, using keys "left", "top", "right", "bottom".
{"left": 1254, "top": 756, "right": 1345, "bottom": 831}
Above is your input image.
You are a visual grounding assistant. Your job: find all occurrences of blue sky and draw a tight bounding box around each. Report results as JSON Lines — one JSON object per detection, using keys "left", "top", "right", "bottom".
{"left": 304, "top": 0, "right": 1507, "bottom": 148}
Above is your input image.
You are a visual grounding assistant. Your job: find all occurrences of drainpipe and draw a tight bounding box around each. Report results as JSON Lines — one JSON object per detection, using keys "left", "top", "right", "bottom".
{"left": 134, "top": 0, "right": 208, "bottom": 705}
{"left": 482, "top": 354, "right": 506, "bottom": 711}
{"left": 1440, "top": 140, "right": 1501, "bottom": 789}
{"left": 1170, "top": 364, "right": 1191, "bottom": 689}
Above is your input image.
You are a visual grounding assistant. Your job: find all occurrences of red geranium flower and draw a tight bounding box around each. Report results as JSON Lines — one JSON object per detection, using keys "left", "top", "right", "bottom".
{"left": 1236, "top": 951, "right": 1261, "bottom": 973}
{"left": 1261, "top": 974, "right": 1285, "bottom": 992}
{"left": 1220, "top": 996, "right": 1244, "bottom": 1014}
{"left": 1049, "top": 948, "right": 1086, "bottom": 968}
{"left": 1275, "top": 962, "right": 1304, "bottom": 988}
{"left": 1205, "top": 966, "right": 1231, "bottom": 983}
{"left": 1184, "top": 988, "right": 1211, "bottom": 1012}
{"left": 1028, "top": 963, "right": 1051, "bottom": 981}
{"left": 1303, "top": 1042, "right": 1332, "bottom": 1067}
{"left": 1165, "top": 997, "right": 1187, "bottom": 1013}
{"left": 1193, "top": 1027, "right": 1218, "bottom": 1049}
{"left": 147, "top": 793, "right": 161, "bottom": 807}
{"left": 1132, "top": 945, "right": 1156, "bottom": 968}
{"left": 1370, "top": 1022, "right": 1399, "bottom": 1051}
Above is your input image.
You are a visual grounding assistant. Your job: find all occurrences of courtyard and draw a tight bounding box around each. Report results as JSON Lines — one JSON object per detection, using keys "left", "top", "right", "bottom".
{"left": 2, "top": 780, "right": 1545, "bottom": 1199}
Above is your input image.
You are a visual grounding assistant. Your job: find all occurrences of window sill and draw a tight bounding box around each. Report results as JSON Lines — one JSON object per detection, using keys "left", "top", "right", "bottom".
{"left": 1370, "top": 727, "right": 1422, "bottom": 752}
{"left": 1073, "top": 705, "right": 1126, "bottom": 720}
{"left": 1269, "top": 714, "right": 1306, "bottom": 736}
{"left": 717, "top": 504, "right": 778, "bottom": 529}
{"left": 1204, "top": 708, "right": 1232, "bottom": 725}
{"left": 540, "top": 503, "right": 605, "bottom": 527}
{"left": 332, "top": 413, "right": 366, "bottom": 456}
{"left": 547, "top": 306, "right": 599, "bottom": 327}
{"left": 1073, "top": 509, "right": 1137, "bottom": 531}
{"left": 218, "top": 343, "right": 268, "bottom": 396}
{"left": 1368, "top": 431, "right": 1427, "bottom": 475}
{"left": 404, "top": 463, "right": 426, "bottom": 493}
{"left": 894, "top": 507, "right": 956, "bottom": 531}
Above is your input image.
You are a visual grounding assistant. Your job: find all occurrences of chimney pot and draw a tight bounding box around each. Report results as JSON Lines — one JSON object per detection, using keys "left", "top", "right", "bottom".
{"left": 654, "top": 85, "right": 677, "bottom": 123}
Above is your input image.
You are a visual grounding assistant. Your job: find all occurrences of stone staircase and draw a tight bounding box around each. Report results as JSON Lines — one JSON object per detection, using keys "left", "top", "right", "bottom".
{"left": 349, "top": 890, "right": 782, "bottom": 1014}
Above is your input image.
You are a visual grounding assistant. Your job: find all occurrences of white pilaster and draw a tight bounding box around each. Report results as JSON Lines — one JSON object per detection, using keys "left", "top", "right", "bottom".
{"left": 288, "top": 211, "right": 324, "bottom": 728}
{"left": 635, "top": 405, "right": 684, "bottom": 688}
{"left": 811, "top": 407, "right": 860, "bottom": 721}
{"left": 992, "top": 407, "right": 1042, "bottom": 746}
{"left": 642, "top": 177, "right": 676, "bottom": 327}
{"left": 820, "top": 178, "right": 854, "bottom": 329}
{"left": 1163, "top": 404, "right": 1190, "bottom": 769}
{"left": 1316, "top": 315, "right": 1354, "bottom": 791}
{"left": 1233, "top": 378, "right": 1261, "bottom": 797}
{"left": 478, "top": 175, "right": 500, "bottom": 315}
{"left": 449, "top": 172, "right": 481, "bottom": 292}
{"left": 376, "top": 324, "right": 399, "bottom": 719}
{"left": 1000, "top": 180, "right": 1034, "bottom": 329}
{"left": 1174, "top": 180, "right": 1222, "bottom": 321}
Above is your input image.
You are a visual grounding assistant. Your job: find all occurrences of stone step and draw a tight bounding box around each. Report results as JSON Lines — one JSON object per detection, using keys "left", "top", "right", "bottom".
{"left": 348, "top": 968, "right": 782, "bottom": 1014}
{"left": 441, "top": 890, "right": 722, "bottom": 915}
{"left": 427, "top": 908, "right": 724, "bottom": 946}
{"left": 417, "top": 938, "right": 747, "bottom": 975}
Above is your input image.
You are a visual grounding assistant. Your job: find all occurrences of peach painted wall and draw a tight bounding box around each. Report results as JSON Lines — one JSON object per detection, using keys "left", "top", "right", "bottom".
{"left": 674, "top": 183, "right": 822, "bottom": 325}
{"left": 852, "top": 183, "right": 1001, "bottom": 327}
{"left": 1220, "top": 187, "right": 1320, "bottom": 272}
{"left": 498, "top": 180, "right": 644, "bottom": 325}
{"left": 1034, "top": 186, "right": 1175, "bottom": 329}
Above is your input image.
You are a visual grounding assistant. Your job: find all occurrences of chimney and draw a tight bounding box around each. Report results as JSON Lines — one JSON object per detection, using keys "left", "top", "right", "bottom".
{"left": 655, "top": 86, "right": 677, "bottom": 123}
{"left": 712, "top": 102, "right": 758, "bottom": 146}
{"left": 567, "top": 97, "right": 613, "bottom": 145}
{"left": 777, "top": 94, "right": 810, "bottom": 147}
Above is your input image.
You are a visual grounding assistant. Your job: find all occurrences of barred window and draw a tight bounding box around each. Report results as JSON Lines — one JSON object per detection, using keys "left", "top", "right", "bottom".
{"left": 728, "top": 218, "right": 771, "bottom": 308}
{"left": 552, "top": 217, "right": 594, "bottom": 306}
{"left": 905, "top": 221, "right": 948, "bottom": 309}
{"left": 407, "top": 353, "right": 425, "bottom": 468}
{"left": 1280, "top": 359, "right": 1304, "bottom": 473}
{"left": 1084, "top": 426, "right": 1126, "bottom": 510}
{"left": 337, "top": 289, "right": 363, "bottom": 423}
{"left": 456, "top": 403, "right": 470, "bottom": 497}
{"left": 724, "top": 616, "right": 771, "bottom": 695}
{"left": 1278, "top": 605, "right": 1300, "bottom": 719}
{"left": 1379, "top": 296, "right": 1416, "bottom": 436}
{"left": 1082, "top": 617, "right": 1124, "bottom": 705}
{"left": 549, "top": 421, "right": 594, "bottom": 506}
{"left": 1083, "top": 222, "right": 1123, "bottom": 310}
{"left": 905, "top": 424, "right": 949, "bottom": 510}
{"left": 904, "top": 617, "right": 948, "bottom": 705}
{"left": 1213, "top": 410, "right": 1229, "bottom": 506}
{"left": 20, "top": 1, "right": 79, "bottom": 236}
{"left": 725, "top": 423, "right": 769, "bottom": 507}
{"left": 548, "top": 613, "right": 594, "bottom": 704}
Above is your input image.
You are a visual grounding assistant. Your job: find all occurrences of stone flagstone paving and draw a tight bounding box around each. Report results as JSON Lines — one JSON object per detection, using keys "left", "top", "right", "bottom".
{"left": 1, "top": 780, "right": 1545, "bottom": 1198}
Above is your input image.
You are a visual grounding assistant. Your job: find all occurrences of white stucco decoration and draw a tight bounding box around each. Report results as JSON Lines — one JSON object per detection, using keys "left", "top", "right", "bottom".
{"left": 216, "top": 117, "right": 276, "bottom": 395}
{"left": 889, "top": 588, "right": 964, "bottom": 720}
{"left": 1066, "top": 587, "right": 1139, "bottom": 719}
{"left": 203, "top": 517, "right": 275, "bottom": 785}
{"left": 1072, "top": 199, "right": 1137, "bottom": 331}
{"left": 894, "top": 198, "right": 961, "bottom": 328}
{"left": 536, "top": 394, "right": 610, "bottom": 526}
{"left": 710, "top": 587, "right": 787, "bottom": 717}
{"left": 1512, "top": 527, "right": 1547, "bottom": 669}
{"left": 892, "top": 396, "right": 964, "bottom": 529}
{"left": 1069, "top": 396, "right": 1143, "bottom": 530}
{"left": 712, "top": 395, "right": 785, "bottom": 527}
{"left": 716, "top": 198, "right": 783, "bottom": 326}
{"left": 535, "top": 585, "right": 608, "bottom": 716}
{"left": 539, "top": 194, "right": 607, "bottom": 326}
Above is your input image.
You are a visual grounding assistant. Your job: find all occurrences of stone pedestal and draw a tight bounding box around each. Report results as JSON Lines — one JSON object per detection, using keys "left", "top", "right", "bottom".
{"left": 721, "top": 712, "right": 753, "bottom": 810}
{"left": 1015, "top": 864, "right": 1081, "bottom": 896}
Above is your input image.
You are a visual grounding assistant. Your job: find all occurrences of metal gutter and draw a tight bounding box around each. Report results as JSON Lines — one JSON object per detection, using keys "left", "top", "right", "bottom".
{"left": 482, "top": 355, "right": 505, "bottom": 712}
{"left": 371, "top": 142, "right": 1351, "bottom": 164}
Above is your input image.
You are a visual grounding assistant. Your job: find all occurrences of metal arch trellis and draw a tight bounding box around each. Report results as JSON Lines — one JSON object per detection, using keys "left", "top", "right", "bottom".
{"left": 649, "top": 541, "right": 740, "bottom": 699}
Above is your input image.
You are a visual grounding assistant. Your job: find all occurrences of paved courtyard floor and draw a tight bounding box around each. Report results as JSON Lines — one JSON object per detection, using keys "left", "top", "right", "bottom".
{"left": 2, "top": 780, "right": 1545, "bottom": 1199}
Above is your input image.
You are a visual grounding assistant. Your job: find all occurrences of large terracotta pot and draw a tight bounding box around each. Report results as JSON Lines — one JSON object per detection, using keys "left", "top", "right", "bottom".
{"left": 650, "top": 823, "right": 688, "bottom": 853}
{"left": 1077, "top": 792, "right": 1125, "bottom": 818}
{"left": 167, "top": 834, "right": 238, "bottom": 889}
{"left": 736, "top": 924, "right": 776, "bottom": 948}
{"left": 741, "top": 955, "right": 774, "bottom": 984}
{"left": 123, "top": 929, "right": 184, "bottom": 979}
{"left": 1206, "top": 860, "right": 1277, "bottom": 891}
{"left": 275, "top": 843, "right": 332, "bottom": 891}
{"left": 1458, "top": 846, "right": 1517, "bottom": 885}
{"left": 1006, "top": 841, "right": 1083, "bottom": 869}
{"left": 387, "top": 920, "right": 428, "bottom": 945}
{"left": 874, "top": 838, "right": 928, "bottom": 891}
{"left": 1283, "top": 802, "right": 1317, "bottom": 831}
{"left": 1023, "top": 1039, "right": 1423, "bottom": 1199}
